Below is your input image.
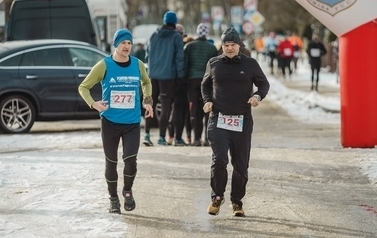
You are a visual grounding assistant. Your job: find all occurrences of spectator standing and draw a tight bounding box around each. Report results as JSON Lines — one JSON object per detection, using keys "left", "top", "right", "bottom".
{"left": 306, "top": 33, "right": 327, "bottom": 91}
{"left": 167, "top": 23, "right": 190, "bottom": 146}
{"left": 134, "top": 43, "right": 146, "bottom": 63}
{"left": 277, "top": 34, "right": 294, "bottom": 79}
{"left": 184, "top": 23, "right": 218, "bottom": 146}
{"left": 201, "top": 27, "right": 270, "bottom": 217}
{"left": 143, "top": 11, "right": 185, "bottom": 146}
{"left": 78, "top": 28, "right": 153, "bottom": 214}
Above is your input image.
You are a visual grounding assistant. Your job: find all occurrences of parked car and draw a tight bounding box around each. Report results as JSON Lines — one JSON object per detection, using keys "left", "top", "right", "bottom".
{"left": 0, "top": 39, "right": 109, "bottom": 134}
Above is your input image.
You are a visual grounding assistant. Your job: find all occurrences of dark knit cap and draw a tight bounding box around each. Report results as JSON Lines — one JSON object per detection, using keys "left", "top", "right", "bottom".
{"left": 163, "top": 11, "right": 177, "bottom": 25}
{"left": 221, "top": 27, "right": 241, "bottom": 45}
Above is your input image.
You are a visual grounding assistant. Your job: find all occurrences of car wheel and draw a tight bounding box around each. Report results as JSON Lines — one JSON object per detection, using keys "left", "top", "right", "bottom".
{"left": 0, "top": 95, "right": 36, "bottom": 134}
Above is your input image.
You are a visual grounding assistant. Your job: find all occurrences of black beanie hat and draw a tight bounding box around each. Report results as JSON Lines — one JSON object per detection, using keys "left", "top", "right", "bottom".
{"left": 221, "top": 27, "right": 241, "bottom": 45}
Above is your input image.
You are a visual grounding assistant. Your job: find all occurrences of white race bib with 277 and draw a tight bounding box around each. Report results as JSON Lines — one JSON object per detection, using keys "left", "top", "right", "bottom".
{"left": 110, "top": 90, "right": 136, "bottom": 109}
{"left": 217, "top": 112, "right": 244, "bottom": 132}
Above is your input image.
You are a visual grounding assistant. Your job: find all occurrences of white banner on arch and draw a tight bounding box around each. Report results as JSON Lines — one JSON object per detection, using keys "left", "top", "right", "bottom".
{"left": 295, "top": 0, "right": 377, "bottom": 36}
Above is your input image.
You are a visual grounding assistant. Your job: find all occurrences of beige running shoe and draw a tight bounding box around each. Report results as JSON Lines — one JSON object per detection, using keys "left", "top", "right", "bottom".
{"left": 207, "top": 196, "right": 224, "bottom": 215}
{"left": 232, "top": 203, "right": 245, "bottom": 217}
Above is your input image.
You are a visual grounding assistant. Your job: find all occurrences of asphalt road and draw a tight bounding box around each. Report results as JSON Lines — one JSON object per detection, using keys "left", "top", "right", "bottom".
{"left": 23, "top": 98, "right": 377, "bottom": 238}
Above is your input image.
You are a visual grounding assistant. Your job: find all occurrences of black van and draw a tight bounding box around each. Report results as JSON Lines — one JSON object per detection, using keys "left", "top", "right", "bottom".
{"left": 6, "top": 0, "right": 99, "bottom": 46}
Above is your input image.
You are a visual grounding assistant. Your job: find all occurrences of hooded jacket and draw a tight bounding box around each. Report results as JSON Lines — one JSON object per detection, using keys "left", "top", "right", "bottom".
{"left": 146, "top": 25, "right": 184, "bottom": 80}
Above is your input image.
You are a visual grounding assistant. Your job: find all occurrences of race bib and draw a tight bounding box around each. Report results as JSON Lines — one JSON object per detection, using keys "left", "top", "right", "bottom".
{"left": 110, "top": 90, "right": 136, "bottom": 109}
{"left": 283, "top": 48, "right": 292, "bottom": 56}
{"left": 293, "top": 51, "right": 300, "bottom": 58}
{"left": 217, "top": 112, "right": 243, "bottom": 132}
{"left": 310, "top": 48, "right": 321, "bottom": 57}
{"left": 268, "top": 45, "right": 276, "bottom": 51}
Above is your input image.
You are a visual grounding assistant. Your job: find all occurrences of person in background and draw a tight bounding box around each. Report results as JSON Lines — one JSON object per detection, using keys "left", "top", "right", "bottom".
{"left": 207, "top": 38, "right": 215, "bottom": 45}
{"left": 277, "top": 34, "right": 294, "bottom": 79}
{"left": 306, "top": 33, "right": 327, "bottom": 91}
{"left": 264, "top": 31, "right": 278, "bottom": 75}
{"left": 143, "top": 10, "right": 185, "bottom": 146}
{"left": 253, "top": 34, "right": 265, "bottom": 61}
{"left": 184, "top": 23, "right": 218, "bottom": 146}
{"left": 201, "top": 27, "right": 270, "bottom": 217}
{"left": 167, "top": 23, "right": 190, "bottom": 146}
{"left": 183, "top": 35, "right": 195, "bottom": 144}
{"left": 184, "top": 36, "right": 195, "bottom": 44}
{"left": 134, "top": 43, "right": 146, "bottom": 63}
{"left": 78, "top": 28, "right": 153, "bottom": 214}
{"left": 288, "top": 32, "right": 303, "bottom": 72}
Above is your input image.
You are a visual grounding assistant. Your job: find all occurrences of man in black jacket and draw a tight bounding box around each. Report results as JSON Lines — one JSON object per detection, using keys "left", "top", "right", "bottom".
{"left": 201, "top": 27, "right": 270, "bottom": 217}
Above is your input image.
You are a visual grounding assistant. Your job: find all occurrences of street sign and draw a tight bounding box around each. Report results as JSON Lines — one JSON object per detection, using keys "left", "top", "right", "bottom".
{"left": 211, "top": 6, "right": 224, "bottom": 22}
{"left": 248, "top": 11, "right": 265, "bottom": 27}
{"left": 231, "top": 6, "right": 243, "bottom": 25}
{"left": 243, "top": 0, "right": 258, "bottom": 10}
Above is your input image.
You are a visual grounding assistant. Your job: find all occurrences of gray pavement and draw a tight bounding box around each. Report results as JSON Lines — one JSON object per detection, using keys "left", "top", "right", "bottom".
{"left": 24, "top": 58, "right": 377, "bottom": 237}
{"left": 27, "top": 94, "right": 377, "bottom": 238}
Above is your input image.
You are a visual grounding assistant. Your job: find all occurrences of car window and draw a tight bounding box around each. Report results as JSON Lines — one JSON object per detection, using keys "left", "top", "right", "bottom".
{"left": 34, "top": 49, "right": 65, "bottom": 66}
{"left": 20, "top": 48, "right": 65, "bottom": 66}
{"left": 0, "top": 54, "right": 22, "bottom": 66}
{"left": 67, "top": 48, "right": 105, "bottom": 67}
{"left": 20, "top": 52, "right": 35, "bottom": 66}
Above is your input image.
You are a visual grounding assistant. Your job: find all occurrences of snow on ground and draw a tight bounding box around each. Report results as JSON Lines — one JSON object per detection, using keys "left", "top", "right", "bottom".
{"left": 0, "top": 56, "right": 376, "bottom": 238}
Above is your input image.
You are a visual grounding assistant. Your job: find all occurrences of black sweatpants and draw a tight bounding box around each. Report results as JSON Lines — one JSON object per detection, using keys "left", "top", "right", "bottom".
{"left": 144, "top": 78, "right": 159, "bottom": 133}
{"left": 207, "top": 114, "right": 253, "bottom": 206}
{"left": 280, "top": 57, "right": 292, "bottom": 76}
{"left": 101, "top": 117, "right": 140, "bottom": 197}
{"left": 187, "top": 78, "right": 205, "bottom": 141}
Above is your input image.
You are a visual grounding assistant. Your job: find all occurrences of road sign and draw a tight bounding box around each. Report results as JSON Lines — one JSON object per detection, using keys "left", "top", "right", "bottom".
{"left": 231, "top": 6, "right": 243, "bottom": 25}
{"left": 243, "top": 0, "right": 258, "bottom": 10}
{"left": 248, "top": 11, "right": 265, "bottom": 27}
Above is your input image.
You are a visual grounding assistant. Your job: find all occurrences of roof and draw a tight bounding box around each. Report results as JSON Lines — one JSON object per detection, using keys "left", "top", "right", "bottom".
{"left": 0, "top": 39, "right": 98, "bottom": 56}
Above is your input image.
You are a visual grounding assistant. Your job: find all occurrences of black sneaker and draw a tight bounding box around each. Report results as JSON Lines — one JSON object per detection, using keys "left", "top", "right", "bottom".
{"left": 109, "top": 196, "right": 121, "bottom": 214}
{"left": 202, "top": 139, "right": 210, "bottom": 146}
{"left": 173, "top": 139, "right": 188, "bottom": 146}
{"left": 143, "top": 134, "right": 153, "bottom": 146}
{"left": 192, "top": 140, "right": 202, "bottom": 147}
{"left": 123, "top": 190, "right": 136, "bottom": 211}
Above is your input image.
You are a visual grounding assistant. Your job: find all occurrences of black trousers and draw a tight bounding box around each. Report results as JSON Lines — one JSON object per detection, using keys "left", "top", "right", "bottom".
{"left": 310, "top": 58, "right": 321, "bottom": 84}
{"left": 172, "top": 87, "right": 188, "bottom": 141}
{"left": 101, "top": 117, "right": 140, "bottom": 197}
{"left": 207, "top": 114, "right": 253, "bottom": 206}
{"left": 144, "top": 79, "right": 159, "bottom": 132}
{"left": 187, "top": 78, "right": 205, "bottom": 141}
{"left": 280, "top": 57, "right": 292, "bottom": 76}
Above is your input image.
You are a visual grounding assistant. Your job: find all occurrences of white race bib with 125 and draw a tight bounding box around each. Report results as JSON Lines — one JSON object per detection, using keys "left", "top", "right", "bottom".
{"left": 110, "top": 90, "right": 136, "bottom": 109}
{"left": 217, "top": 112, "right": 244, "bottom": 132}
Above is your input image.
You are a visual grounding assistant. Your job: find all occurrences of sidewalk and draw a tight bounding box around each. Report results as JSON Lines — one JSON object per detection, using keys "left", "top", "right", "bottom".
{"left": 256, "top": 54, "right": 341, "bottom": 115}
{"left": 4, "top": 54, "right": 377, "bottom": 238}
